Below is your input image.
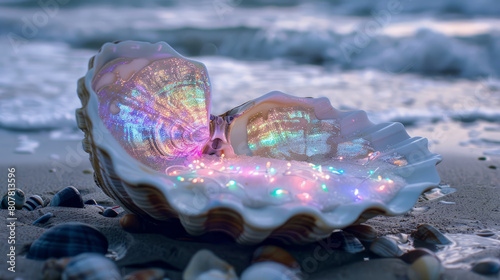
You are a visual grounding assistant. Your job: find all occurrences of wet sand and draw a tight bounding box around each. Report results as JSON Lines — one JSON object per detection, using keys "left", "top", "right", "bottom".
{"left": 0, "top": 122, "right": 499, "bottom": 279}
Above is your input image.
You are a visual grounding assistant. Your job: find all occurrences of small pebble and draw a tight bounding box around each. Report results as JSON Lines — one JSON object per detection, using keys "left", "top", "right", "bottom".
{"left": 83, "top": 169, "right": 93, "bottom": 174}
{"left": 49, "top": 169, "right": 57, "bottom": 173}
{"left": 412, "top": 206, "right": 431, "bottom": 213}
{"left": 478, "top": 157, "right": 487, "bottom": 161}
{"left": 33, "top": 212, "right": 54, "bottom": 225}
{"left": 488, "top": 165, "right": 497, "bottom": 170}
{"left": 329, "top": 231, "right": 364, "bottom": 254}
{"left": 23, "top": 195, "right": 44, "bottom": 211}
{"left": 370, "top": 237, "right": 403, "bottom": 258}
{"left": 50, "top": 186, "right": 84, "bottom": 208}
{"left": 102, "top": 208, "right": 119, "bottom": 217}
{"left": 84, "top": 199, "right": 98, "bottom": 205}
{"left": 439, "top": 200, "right": 456, "bottom": 205}
{"left": 411, "top": 224, "right": 451, "bottom": 245}
{"left": 120, "top": 214, "right": 144, "bottom": 233}
{"left": 475, "top": 229, "right": 495, "bottom": 238}
{"left": 472, "top": 259, "right": 500, "bottom": 275}
{"left": 1, "top": 188, "right": 26, "bottom": 210}
{"left": 409, "top": 255, "right": 443, "bottom": 280}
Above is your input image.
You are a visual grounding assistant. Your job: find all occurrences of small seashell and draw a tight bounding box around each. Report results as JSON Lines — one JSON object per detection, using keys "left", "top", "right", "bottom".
{"left": 471, "top": 259, "right": 500, "bottom": 275}
{"left": 183, "top": 249, "right": 237, "bottom": 280}
{"left": 408, "top": 255, "right": 443, "bottom": 280}
{"left": 328, "top": 231, "right": 365, "bottom": 254}
{"left": 102, "top": 208, "right": 119, "bottom": 217}
{"left": 124, "top": 268, "right": 166, "bottom": 280}
{"left": 1, "top": 188, "right": 26, "bottom": 210}
{"left": 343, "top": 224, "right": 377, "bottom": 243}
{"left": 62, "top": 253, "right": 121, "bottom": 280}
{"left": 83, "top": 169, "right": 93, "bottom": 174}
{"left": 400, "top": 248, "right": 437, "bottom": 264}
{"left": 22, "top": 195, "right": 44, "bottom": 211}
{"left": 33, "top": 212, "right": 54, "bottom": 225}
{"left": 43, "top": 257, "right": 71, "bottom": 280}
{"left": 252, "top": 246, "right": 299, "bottom": 270}
{"left": 241, "top": 262, "right": 301, "bottom": 280}
{"left": 411, "top": 224, "right": 451, "bottom": 245}
{"left": 84, "top": 199, "right": 98, "bottom": 205}
{"left": 50, "top": 186, "right": 84, "bottom": 208}
{"left": 475, "top": 229, "right": 495, "bottom": 238}
{"left": 27, "top": 222, "right": 108, "bottom": 260}
{"left": 370, "top": 237, "right": 403, "bottom": 258}
{"left": 120, "top": 214, "right": 146, "bottom": 233}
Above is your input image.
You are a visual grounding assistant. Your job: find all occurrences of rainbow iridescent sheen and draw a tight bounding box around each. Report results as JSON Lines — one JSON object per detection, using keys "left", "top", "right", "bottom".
{"left": 94, "top": 57, "right": 210, "bottom": 171}
{"left": 246, "top": 106, "right": 340, "bottom": 161}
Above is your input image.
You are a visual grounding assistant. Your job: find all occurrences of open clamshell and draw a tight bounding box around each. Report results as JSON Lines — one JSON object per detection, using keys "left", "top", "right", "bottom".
{"left": 76, "top": 41, "right": 442, "bottom": 245}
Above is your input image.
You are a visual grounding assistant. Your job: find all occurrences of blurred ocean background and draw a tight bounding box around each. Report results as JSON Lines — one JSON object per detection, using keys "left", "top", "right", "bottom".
{"left": 0, "top": 0, "right": 499, "bottom": 134}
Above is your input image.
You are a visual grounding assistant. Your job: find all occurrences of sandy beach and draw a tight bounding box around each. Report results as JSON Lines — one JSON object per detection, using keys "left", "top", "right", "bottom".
{"left": 0, "top": 120, "right": 498, "bottom": 280}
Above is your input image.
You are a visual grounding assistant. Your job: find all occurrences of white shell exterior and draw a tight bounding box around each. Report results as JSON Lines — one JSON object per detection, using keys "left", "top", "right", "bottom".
{"left": 76, "top": 41, "right": 442, "bottom": 245}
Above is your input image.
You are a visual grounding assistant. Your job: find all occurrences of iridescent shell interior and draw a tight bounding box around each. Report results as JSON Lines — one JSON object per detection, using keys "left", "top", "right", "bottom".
{"left": 76, "top": 41, "right": 442, "bottom": 244}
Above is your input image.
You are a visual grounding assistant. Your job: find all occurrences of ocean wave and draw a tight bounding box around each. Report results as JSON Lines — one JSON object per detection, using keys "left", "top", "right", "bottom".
{"left": 2, "top": 7, "right": 499, "bottom": 79}
{"left": 2, "top": 0, "right": 500, "bottom": 16}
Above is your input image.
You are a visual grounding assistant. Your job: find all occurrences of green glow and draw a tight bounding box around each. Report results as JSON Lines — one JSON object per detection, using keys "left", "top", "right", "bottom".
{"left": 369, "top": 170, "right": 374, "bottom": 175}
{"left": 321, "top": 184, "right": 328, "bottom": 192}
{"left": 227, "top": 180, "right": 237, "bottom": 189}
{"left": 269, "top": 167, "right": 276, "bottom": 175}
{"left": 176, "top": 176, "right": 182, "bottom": 181}
{"left": 260, "top": 135, "right": 278, "bottom": 146}
{"left": 271, "top": 188, "right": 285, "bottom": 196}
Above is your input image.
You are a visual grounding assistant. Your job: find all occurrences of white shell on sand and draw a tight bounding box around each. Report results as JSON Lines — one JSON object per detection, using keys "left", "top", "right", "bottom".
{"left": 183, "top": 250, "right": 237, "bottom": 280}
{"left": 62, "top": 253, "right": 121, "bottom": 280}
{"left": 240, "top": 262, "right": 301, "bottom": 280}
{"left": 77, "top": 40, "right": 442, "bottom": 244}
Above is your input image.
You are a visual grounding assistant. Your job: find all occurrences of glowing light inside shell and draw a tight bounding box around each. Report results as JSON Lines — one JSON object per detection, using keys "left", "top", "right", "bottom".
{"left": 93, "top": 57, "right": 411, "bottom": 211}
{"left": 272, "top": 188, "right": 287, "bottom": 196}
{"left": 163, "top": 152, "right": 407, "bottom": 210}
